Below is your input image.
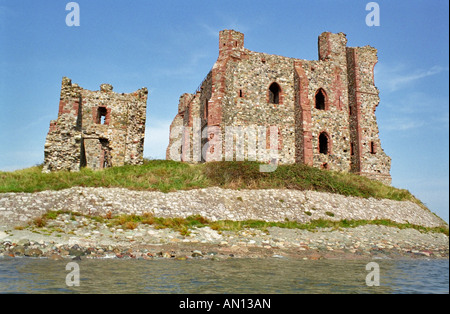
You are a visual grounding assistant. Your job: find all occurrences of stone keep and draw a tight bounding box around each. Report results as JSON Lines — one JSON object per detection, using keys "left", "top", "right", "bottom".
{"left": 43, "top": 77, "right": 148, "bottom": 173}
{"left": 167, "top": 30, "right": 392, "bottom": 185}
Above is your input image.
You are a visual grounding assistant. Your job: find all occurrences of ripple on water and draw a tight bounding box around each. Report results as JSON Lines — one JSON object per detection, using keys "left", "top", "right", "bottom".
{"left": 0, "top": 258, "right": 448, "bottom": 294}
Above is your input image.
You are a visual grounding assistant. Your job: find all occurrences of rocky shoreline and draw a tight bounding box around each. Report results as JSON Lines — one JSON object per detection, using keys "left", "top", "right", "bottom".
{"left": 0, "top": 187, "right": 447, "bottom": 228}
{"left": 1, "top": 217, "right": 448, "bottom": 261}
{"left": 0, "top": 187, "right": 448, "bottom": 261}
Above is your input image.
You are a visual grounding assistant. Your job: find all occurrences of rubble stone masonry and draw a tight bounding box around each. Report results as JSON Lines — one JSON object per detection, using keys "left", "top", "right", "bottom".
{"left": 43, "top": 78, "right": 148, "bottom": 173}
{"left": 167, "top": 30, "right": 392, "bottom": 185}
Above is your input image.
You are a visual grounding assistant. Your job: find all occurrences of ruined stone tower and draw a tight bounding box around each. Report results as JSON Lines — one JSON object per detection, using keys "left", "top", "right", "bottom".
{"left": 167, "top": 30, "right": 392, "bottom": 185}
{"left": 43, "top": 77, "right": 148, "bottom": 173}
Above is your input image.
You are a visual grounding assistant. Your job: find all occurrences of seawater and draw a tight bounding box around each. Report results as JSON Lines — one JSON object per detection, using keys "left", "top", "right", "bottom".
{"left": 0, "top": 258, "right": 448, "bottom": 294}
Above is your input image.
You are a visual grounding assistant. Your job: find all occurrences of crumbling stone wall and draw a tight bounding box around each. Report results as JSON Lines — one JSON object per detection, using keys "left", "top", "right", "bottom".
{"left": 167, "top": 30, "right": 391, "bottom": 184}
{"left": 346, "top": 46, "right": 391, "bottom": 183}
{"left": 43, "top": 78, "right": 148, "bottom": 173}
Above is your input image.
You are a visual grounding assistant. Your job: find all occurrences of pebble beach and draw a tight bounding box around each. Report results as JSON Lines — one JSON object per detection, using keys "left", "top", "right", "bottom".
{"left": 0, "top": 187, "right": 448, "bottom": 261}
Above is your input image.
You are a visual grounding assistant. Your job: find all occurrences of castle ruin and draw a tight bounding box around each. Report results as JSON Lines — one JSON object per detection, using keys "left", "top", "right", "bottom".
{"left": 43, "top": 77, "right": 148, "bottom": 173}
{"left": 167, "top": 30, "right": 392, "bottom": 185}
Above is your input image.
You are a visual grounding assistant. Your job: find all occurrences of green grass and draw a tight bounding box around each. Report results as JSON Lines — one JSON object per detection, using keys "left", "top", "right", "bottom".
{"left": 0, "top": 160, "right": 208, "bottom": 193}
{"left": 209, "top": 218, "right": 449, "bottom": 235}
{"left": 0, "top": 159, "right": 428, "bottom": 208}
{"left": 24, "top": 211, "right": 450, "bottom": 236}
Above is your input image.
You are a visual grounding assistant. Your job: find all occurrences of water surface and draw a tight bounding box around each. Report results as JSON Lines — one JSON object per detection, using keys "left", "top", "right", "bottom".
{"left": 0, "top": 258, "right": 448, "bottom": 294}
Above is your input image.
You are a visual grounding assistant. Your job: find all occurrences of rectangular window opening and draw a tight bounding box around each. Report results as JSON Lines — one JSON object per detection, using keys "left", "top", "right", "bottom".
{"left": 97, "top": 107, "right": 107, "bottom": 125}
{"left": 370, "top": 141, "right": 377, "bottom": 154}
{"left": 204, "top": 99, "right": 209, "bottom": 120}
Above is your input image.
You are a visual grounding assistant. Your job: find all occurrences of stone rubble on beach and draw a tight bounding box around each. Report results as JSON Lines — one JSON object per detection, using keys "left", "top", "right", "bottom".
{"left": 0, "top": 211, "right": 448, "bottom": 261}
{"left": 0, "top": 187, "right": 446, "bottom": 228}
{"left": 0, "top": 187, "right": 448, "bottom": 261}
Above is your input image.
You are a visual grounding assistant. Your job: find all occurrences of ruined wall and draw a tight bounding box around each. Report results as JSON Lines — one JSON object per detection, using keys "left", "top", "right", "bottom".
{"left": 217, "top": 32, "right": 353, "bottom": 171}
{"left": 184, "top": 72, "right": 213, "bottom": 163}
{"left": 43, "top": 78, "right": 148, "bottom": 173}
{"left": 309, "top": 32, "right": 351, "bottom": 172}
{"left": 347, "top": 46, "right": 391, "bottom": 184}
{"left": 166, "top": 93, "right": 195, "bottom": 161}
{"left": 43, "top": 77, "right": 83, "bottom": 172}
{"left": 221, "top": 51, "right": 297, "bottom": 164}
{"left": 167, "top": 30, "right": 392, "bottom": 184}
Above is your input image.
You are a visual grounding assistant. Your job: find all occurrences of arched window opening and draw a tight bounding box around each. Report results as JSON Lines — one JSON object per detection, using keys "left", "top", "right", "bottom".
{"left": 319, "top": 132, "right": 329, "bottom": 155}
{"left": 315, "top": 88, "right": 326, "bottom": 110}
{"left": 269, "top": 83, "right": 281, "bottom": 104}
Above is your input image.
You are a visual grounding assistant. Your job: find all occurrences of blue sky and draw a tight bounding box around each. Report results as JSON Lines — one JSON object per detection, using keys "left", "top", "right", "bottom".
{"left": 0, "top": 0, "right": 448, "bottom": 222}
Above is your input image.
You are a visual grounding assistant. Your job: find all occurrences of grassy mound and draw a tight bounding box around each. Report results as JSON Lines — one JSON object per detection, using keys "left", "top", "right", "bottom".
{"left": 0, "top": 160, "right": 423, "bottom": 206}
